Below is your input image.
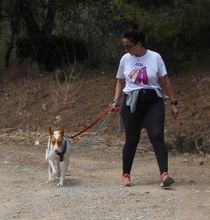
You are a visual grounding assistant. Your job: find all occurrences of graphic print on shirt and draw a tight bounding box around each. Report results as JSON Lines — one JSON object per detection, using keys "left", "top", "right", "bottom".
{"left": 128, "top": 63, "right": 150, "bottom": 86}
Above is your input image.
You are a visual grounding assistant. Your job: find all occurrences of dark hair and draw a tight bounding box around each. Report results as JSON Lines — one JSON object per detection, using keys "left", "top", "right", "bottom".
{"left": 123, "top": 22, "right": 145, "bottom": 45}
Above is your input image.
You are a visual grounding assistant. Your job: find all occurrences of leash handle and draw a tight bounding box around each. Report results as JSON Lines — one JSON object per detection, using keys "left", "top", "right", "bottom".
{"left": 66, "top": 108, "right": 114, "bottom": 139}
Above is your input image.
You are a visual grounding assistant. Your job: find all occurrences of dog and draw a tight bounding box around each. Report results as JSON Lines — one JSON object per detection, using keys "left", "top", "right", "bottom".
{"left": 45, "top": 127, "right": 70, "bottom": 186}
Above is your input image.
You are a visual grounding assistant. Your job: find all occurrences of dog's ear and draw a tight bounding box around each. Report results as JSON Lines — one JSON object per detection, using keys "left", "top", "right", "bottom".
{"left": 59, "top": 127, "right": 64, "bottom": 136}
{"left": 49, "top": 127, "right": 54, "bottom": 136}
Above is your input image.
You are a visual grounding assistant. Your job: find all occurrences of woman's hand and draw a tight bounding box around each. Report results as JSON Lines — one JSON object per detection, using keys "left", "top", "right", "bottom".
{"left": 171, "top": 105, "right": 179, "bottom": 119}
{"left": 160, "top": 75, "right": 179, "bottom": 119}
{"left": 111, "top": 102, "right": 120, "bottom": 114}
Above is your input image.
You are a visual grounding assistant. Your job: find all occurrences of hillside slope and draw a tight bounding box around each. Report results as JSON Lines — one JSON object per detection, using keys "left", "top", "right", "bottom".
{"left": 1, "top": 64, "right": 210, "bottom": 149}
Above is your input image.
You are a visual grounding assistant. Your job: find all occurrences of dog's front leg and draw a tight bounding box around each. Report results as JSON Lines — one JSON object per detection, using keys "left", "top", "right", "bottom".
{"left": 48, "top": 159, "right": 57, "bottom": 176}
{"left": 57, "top": 158, "right": 69, "bottom": 187}
{"left": 55, "top": 160, "right": 60, "bottom": 177}
{"left": 48, "top": 164, "right": 54, "bottom": 182}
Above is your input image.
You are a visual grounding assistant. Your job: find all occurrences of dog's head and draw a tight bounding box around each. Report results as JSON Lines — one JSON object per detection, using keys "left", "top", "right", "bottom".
{"left": 49, "top": 127, "right": 65, "bottom": 153}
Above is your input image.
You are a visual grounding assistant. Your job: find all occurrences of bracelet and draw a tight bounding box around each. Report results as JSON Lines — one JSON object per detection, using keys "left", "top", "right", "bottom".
{"left": 113, "top": 98, "right": 119, "bottom": 106}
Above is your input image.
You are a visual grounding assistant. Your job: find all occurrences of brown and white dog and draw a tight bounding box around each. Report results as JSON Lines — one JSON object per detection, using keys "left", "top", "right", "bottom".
{"left": 45, "top": 127, "right": 70, "bottom": 187}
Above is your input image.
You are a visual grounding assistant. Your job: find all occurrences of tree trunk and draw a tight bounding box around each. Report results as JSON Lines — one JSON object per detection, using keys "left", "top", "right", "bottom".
{"left": 5, "top": 40, "right": 14, "bottom": 69}
{"left": 18, "top": 0, "right": 57, "bottom": 36}
{"left": 41, "top": 0, "right": 57, "bottom": 35}
{"left": 18, "top": 0, "right": 40, "bottom": 35}
{"left": 5, "top": 4, "right": 21, "bottom": 68}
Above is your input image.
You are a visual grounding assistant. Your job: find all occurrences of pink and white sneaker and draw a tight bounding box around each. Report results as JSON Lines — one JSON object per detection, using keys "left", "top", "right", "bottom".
{"left": 121, "top": 173, "right": 132, "bottom": 187}
{"left": 160, "top": 172, "right": 174, "bottom": 187}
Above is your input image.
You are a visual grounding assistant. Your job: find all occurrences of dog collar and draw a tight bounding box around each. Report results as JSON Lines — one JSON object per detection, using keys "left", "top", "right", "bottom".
{"left": 56, "top": 139, "right": 67, "bottom": 161}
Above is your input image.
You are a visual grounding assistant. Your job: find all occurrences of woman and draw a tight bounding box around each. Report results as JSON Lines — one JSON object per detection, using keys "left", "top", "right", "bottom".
{"left": 112, "top": 22, "right": 178, "bottom": 187}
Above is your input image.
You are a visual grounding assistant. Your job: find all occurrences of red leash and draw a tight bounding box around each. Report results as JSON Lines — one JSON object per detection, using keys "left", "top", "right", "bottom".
{"left": 66, "top": 108, "right": 114, "bottom": 139}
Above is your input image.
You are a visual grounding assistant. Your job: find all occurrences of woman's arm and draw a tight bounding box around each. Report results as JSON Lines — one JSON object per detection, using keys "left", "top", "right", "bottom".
{"left": 114, "top": 78, "right": 125, "bottom": 101}
{"left": 160, "top": 74, "right": 179, "bottom": 119}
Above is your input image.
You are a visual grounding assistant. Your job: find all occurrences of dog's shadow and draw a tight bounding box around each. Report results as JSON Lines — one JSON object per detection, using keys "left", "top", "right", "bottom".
{"left": 59, "top": 178, "right": 83, "bottom": 187}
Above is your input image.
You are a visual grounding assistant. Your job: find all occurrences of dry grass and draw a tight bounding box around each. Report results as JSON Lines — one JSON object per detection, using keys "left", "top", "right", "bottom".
{"left": 196, "top": 75, "right": 210, "bottom": 106}
{"left": 50, "top": 66, "right": 81, "bottom": 111}
{"left": 2, "top": 59, "right": 40, "bottom": 81}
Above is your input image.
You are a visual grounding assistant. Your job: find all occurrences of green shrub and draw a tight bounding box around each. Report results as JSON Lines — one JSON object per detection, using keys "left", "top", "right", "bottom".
{"left": 166, "top": 132, "right": 196, "bottom": 154}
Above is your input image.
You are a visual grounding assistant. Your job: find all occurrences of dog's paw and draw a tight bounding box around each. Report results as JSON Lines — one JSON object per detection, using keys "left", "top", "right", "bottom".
{"left": 57, "top": 182, "right": 64, "bottom": 187}
{"left": 48, "top": 178, "right": 54, "bottom": 182}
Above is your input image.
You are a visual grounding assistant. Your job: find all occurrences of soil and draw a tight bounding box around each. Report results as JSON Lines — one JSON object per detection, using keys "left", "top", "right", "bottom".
{"left": 0, "top": 62, "right": 210, "bottom": 219}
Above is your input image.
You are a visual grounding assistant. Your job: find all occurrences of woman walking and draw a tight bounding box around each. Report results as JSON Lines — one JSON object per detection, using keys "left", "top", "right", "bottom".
{"left": 112, "top": 22, "right": 178, "bottom": 187}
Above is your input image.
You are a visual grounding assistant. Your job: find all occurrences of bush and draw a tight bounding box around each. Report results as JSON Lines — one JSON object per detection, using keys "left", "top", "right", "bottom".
{"left": 166, "top": 132, "right": 196, "bottom": 154}
{"left": 54, "top": 65, "right": 80, "bottom": 82}
{"left": 15, "top": 35, "right": 88, "bottom": 71}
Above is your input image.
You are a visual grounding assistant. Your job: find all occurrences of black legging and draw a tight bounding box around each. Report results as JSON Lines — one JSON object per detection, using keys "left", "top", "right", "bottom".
{"left": 121, "top": 93, "right": 168, "bottom": 175}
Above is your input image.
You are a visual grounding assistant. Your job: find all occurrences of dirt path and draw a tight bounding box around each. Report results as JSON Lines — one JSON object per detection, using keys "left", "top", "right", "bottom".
{"left": 1, "top": 140, "right": 210, "bottom": 220}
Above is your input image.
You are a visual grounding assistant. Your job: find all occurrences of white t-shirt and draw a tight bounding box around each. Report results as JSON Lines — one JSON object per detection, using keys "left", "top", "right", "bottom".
{"left": 116, "top": 49, "right": 167, "bottom": 96}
